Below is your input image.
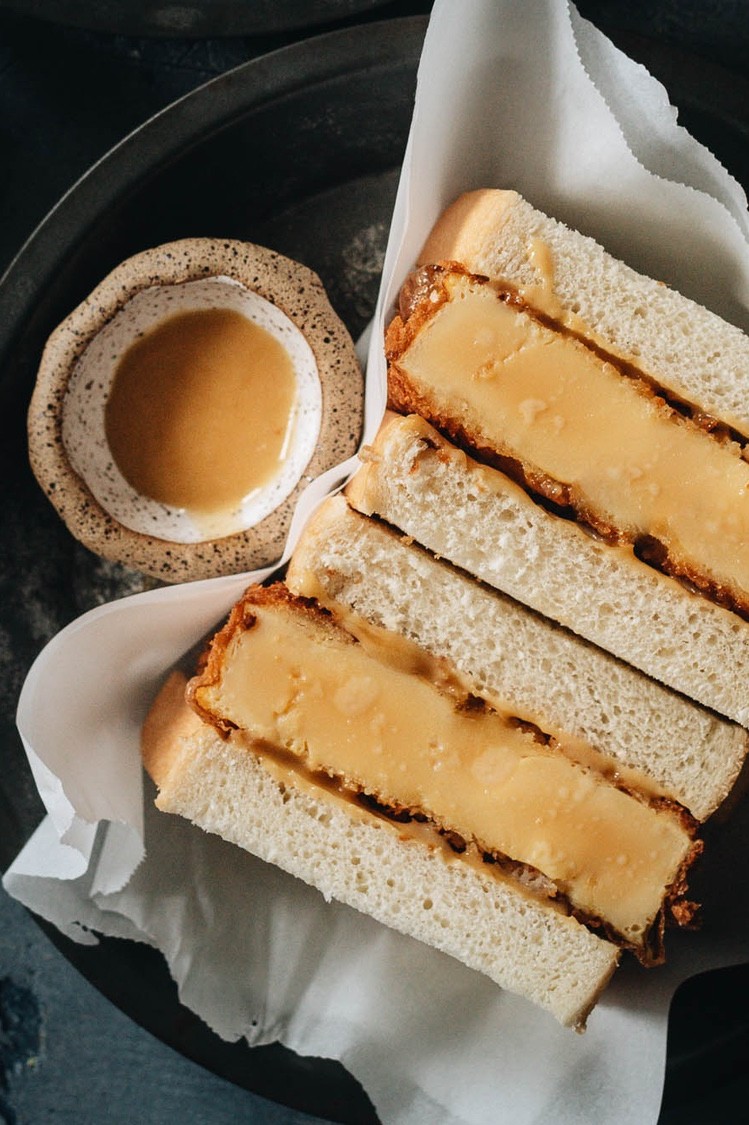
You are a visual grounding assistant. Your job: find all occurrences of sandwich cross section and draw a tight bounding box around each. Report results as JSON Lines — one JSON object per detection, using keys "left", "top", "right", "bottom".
{"left": 387, "top": 267, "right": 749, "bottom": 619}
{"left": 189, "top": 584, "right": 696, "bottom": 954}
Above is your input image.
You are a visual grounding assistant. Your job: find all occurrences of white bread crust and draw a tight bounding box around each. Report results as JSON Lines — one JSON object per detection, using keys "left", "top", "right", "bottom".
{"left": 289, "top": 494, "right": 748, "bottom": 822}
{"left": 152, "top": 713, "right": 618, "bottom": 1030}
{"left": 420, "top": 189, "right": 749, "bottom": 436}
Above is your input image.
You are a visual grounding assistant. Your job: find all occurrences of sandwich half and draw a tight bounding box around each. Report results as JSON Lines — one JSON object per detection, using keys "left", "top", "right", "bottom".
{"left": 143, "top": 551, "right": 703, "bottom": 1029}
{"left": 143, "top": 663, "right": 619, "bottom": 1030}
{"left": 374, "top": 189, "right": 749, "bottom": 724}
{"left": 288, "top": 493, "right": 748, "bottom": 823}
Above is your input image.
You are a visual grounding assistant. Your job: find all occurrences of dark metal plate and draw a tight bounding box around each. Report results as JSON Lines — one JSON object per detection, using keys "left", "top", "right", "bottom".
{"left": 2, "top": 10, "right": 749, "bottom": 1122}
{"left": 0, "top": 0, "right": 394, "bottom": 37}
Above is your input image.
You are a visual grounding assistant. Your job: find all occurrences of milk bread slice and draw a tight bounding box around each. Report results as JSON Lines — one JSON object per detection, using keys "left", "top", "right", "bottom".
{"left": 142, "top": 670, "right": 620, "bottom": 1031}
{"left": 347, "top": 413, "right": 749, "bottom": 733}
{"left": 288, "top": 493, "right": 749, "bottom": 822}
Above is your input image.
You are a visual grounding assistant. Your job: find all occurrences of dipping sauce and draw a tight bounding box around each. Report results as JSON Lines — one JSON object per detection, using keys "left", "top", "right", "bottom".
{"left": 33, "top": 237, "right": 362, "bottom": 580}
{"left": 105, "top": 307, "right": 298, "bottom": 519}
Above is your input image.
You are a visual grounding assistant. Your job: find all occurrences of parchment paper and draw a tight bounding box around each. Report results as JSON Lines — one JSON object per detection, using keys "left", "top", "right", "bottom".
{"left": 6, "top": 2, "right": 749, "bottom": 1122}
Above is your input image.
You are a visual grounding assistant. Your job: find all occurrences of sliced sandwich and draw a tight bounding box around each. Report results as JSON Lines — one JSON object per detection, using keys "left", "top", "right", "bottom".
{"left": 144, "top": 660, "right": 619, "bottom": 1030}
{"left": 141, "top": 189, "right": 746, "bottom": 1033}
{"left": 288, "top": 493, "right": 748, "bottom": 824}
{"left": 373, "top": 189, "right": 749, "bottom": 724}
{"left": 143, "top": 530, "right": 705, "bottom": 1029}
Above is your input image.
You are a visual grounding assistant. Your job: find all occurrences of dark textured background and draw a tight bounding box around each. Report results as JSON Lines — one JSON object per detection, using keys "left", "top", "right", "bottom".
{"left": 2, "top": 2, "right": 749, "bottom": 1122}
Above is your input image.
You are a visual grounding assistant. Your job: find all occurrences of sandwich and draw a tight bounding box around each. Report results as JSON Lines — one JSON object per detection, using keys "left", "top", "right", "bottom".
{"left": 288, "top": 494, "right": 748, "bottom": 825}
{"left": 143, "top": 489, "right": 728, "bottom": 1030}
{"left": 370, "top": 189, "right": 749, "bottom": 725}
{"left": 141, "top": 189, "right": 749, "bottom": 1030}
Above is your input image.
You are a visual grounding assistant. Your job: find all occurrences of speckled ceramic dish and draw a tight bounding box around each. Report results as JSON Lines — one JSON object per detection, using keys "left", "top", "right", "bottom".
{"left": 28, "top": 239, "right": 363, "bottom": 581}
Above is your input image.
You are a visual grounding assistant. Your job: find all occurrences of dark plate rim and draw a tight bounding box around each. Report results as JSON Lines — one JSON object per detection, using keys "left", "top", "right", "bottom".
{"left": 0, "top": 17, "right": 428, "bottom": 1122}
{"left": 0, "top": 13, "right": 428, "bottom": 392}
{"left": 0, "top": 0, "right": 398, "bottom": 38}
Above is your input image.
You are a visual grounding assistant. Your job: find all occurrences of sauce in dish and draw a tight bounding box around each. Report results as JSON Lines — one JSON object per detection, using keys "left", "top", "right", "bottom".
{"left": 105, "top": 307, "right": 298, "bottom": 526}
{"left": 61, "top": 275, "right": 324, "bottom": 546}
{"left": 28, "top": 237, "right": 364, "bottom": 581}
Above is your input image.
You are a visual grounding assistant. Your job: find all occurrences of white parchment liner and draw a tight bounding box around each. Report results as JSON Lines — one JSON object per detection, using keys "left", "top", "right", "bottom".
{"left": 6, "top": 2, "right": 749, "bottom": 1122}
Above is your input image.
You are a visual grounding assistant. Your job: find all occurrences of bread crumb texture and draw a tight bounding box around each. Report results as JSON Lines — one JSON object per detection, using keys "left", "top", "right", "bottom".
{"left": 155, "top": 725, "right": 618, "bottom": 1030}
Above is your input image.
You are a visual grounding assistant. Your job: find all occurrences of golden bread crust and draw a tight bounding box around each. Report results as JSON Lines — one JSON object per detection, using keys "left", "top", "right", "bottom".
{"left": 141, "top": 669, "right": 202, "bottom": 789}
